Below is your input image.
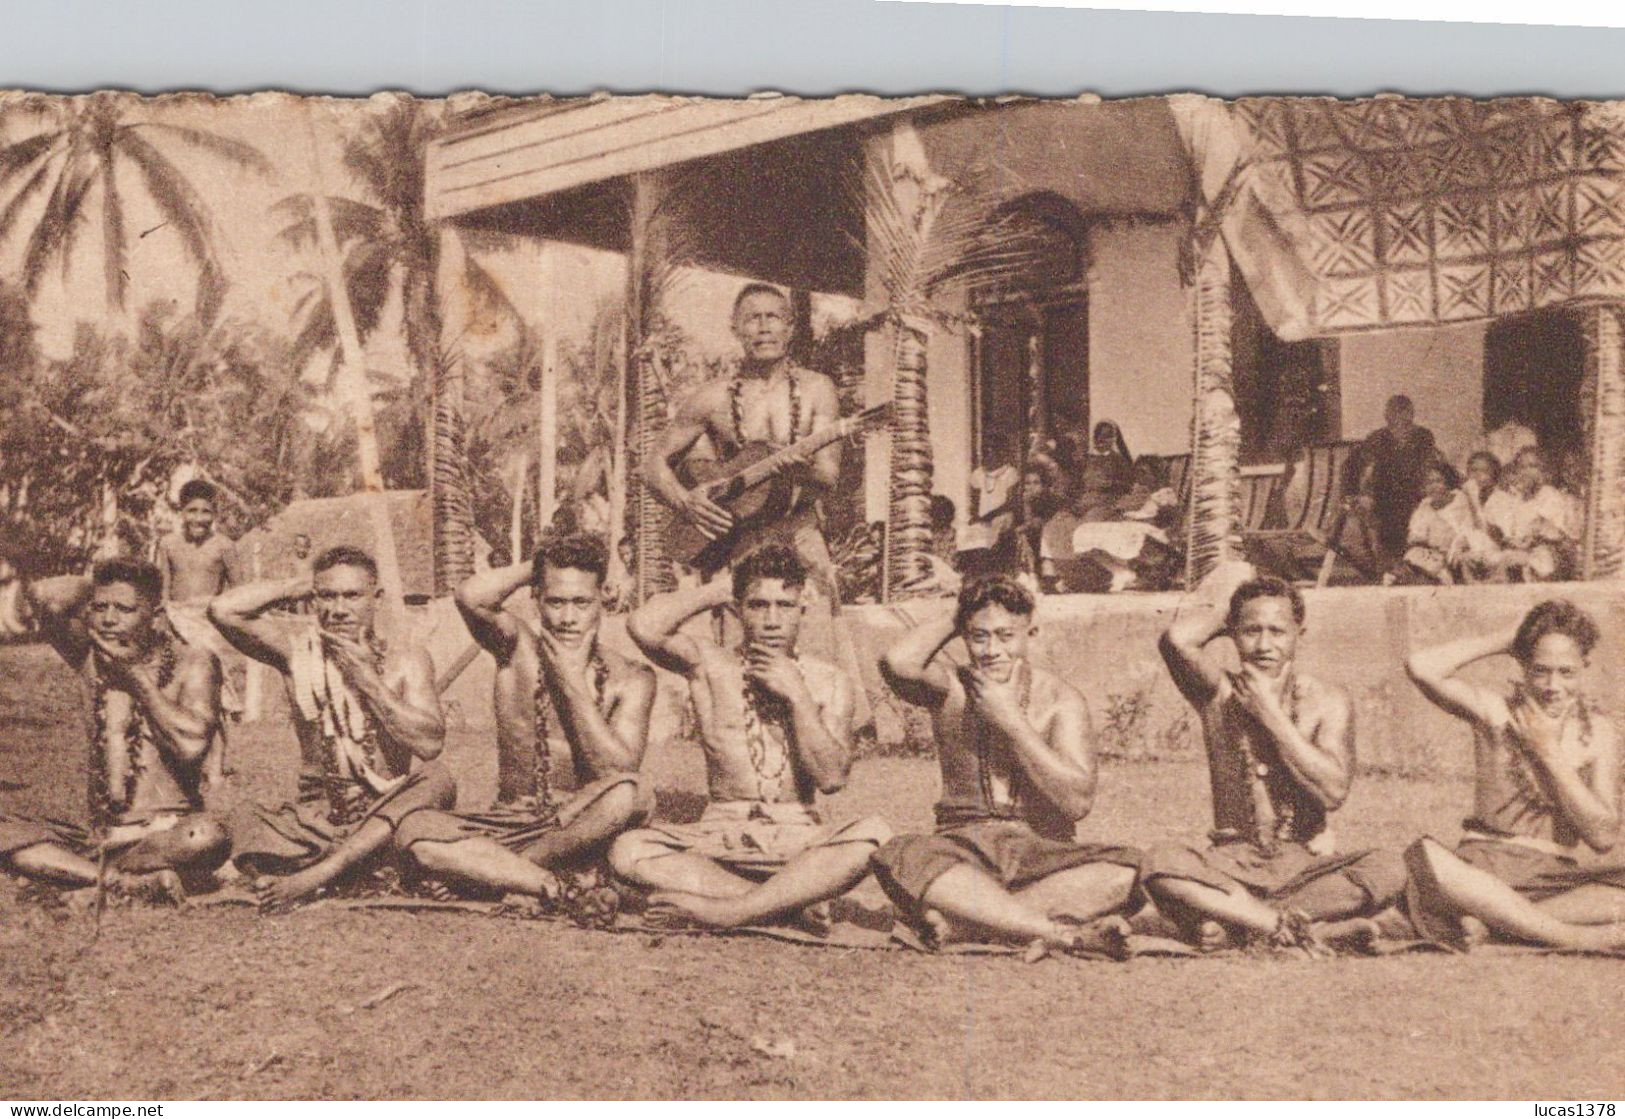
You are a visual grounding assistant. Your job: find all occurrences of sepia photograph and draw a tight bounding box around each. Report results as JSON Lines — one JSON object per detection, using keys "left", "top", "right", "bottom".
{"left": 2, "top": 1, "right": 1625, "bottom": 1103}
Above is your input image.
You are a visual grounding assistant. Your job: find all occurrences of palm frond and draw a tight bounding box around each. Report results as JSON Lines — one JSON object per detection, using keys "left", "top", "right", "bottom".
{"left": 21, "top": 153, "right": 89, "bottom": 294}
{"left": 0, "top": 146, "right": 60, "bottom": 252}
{"left": 113, "top": 133, "right": 213, "bottom": 258}
{"left": 270, "top": 193, "right": 387, "bottom": 252}
{"left": 855, "top": 149, "right": 1055, "bottom": 322}
{"left": 126, "top": 122, "right": 273, "bottom": 176}
{"left": 289, "top": 294, "right": 337, "bottom": 369}
{"left": 339, "top": 237, "right": 393, "bottom": 338}
{"left": 339, "top": 96, "right": 434, "bottom": 220}
{"left": 0, "top": 130, "right": 58, "bottom": 180}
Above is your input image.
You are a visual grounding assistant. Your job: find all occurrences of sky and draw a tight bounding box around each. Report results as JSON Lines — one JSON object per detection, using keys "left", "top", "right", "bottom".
{"left": 0, "top": 88, "right": 857, "bottom": 425}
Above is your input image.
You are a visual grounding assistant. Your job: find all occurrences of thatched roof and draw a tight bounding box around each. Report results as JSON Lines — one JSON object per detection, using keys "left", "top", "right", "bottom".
{"left": 239, "top": 490, "right": 437, "bottom": 601}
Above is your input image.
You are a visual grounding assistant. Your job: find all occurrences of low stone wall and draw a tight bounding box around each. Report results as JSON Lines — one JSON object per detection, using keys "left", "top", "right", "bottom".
{"left": 245, "top": 582, "right": 1624, "bottom": 780}
{"left": 843, "top": 581, "right": 1625, "bottom": 777}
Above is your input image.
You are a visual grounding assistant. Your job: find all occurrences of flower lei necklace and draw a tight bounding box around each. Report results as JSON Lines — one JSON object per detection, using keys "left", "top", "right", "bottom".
{"left": 319, "top": 634, "right": 388, "bottom": 826}
{"left": 730, "top": 371, "right": 801, "bottom": 449}
{"left": 1504, "top": 682, "right": 1594, "bottom": 812}
{"left": 968, "top": 660, "right": 1033, "bottom": 817}
{"left": 1230, "top": 670, "right": 1303, "bottom": 846}
{"left": 532, "top": 640, "right": 610, "bottom": 813}
{"left": 90, "top": 634, "right": 178, "bottom": 827}
{"left": 738, "top": 647, "right": 794, "bottom": 799}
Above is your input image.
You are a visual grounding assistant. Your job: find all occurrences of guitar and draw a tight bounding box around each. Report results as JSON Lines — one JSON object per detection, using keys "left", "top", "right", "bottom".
{"left": 667, "top": 404, "right": 891, "bottom": 571}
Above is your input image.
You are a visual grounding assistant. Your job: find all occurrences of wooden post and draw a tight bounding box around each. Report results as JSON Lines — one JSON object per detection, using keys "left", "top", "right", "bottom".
{"left": 537, "top": 246, "right": 559, "bottom": 534}
{"left": 609, "top": 182, "right": 640, "bottom": 603}
{"left": 1184, "top": 237, "right": 1241, "bottom": 586}
{"left": 509, "top": 452, "right": 528, "bottom": 564}
{"left": 1581, "top": 304, "right": 1625, "bottom": 579}
{"left": 885, "top": 315, "right": 935, "bottom": 600}
{"left": 303, "top": 104, "right": 383, "bottom": 493}
{"left": 431, "top": 223, "right": 478, "bottom": 592}
{"left": 623, "top": 170, "right": 676, "bottom": 605}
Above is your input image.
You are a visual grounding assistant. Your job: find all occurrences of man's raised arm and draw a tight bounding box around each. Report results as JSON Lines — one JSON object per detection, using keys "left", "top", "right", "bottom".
{"left": 879, "top": 605, "right": 957, "bottom": 710}
{"left": 105, "top": 648, "right": 219, "bottom": 767}
{"left": 25, "top": 574, "right": 93, "bottom": 666}
{"left": 968, "top": 672, "right": 1097, "bottom": 821}
{"left": 1160, "top": 601, "right": 1229, "bottom": 709}
{"left": 1234, "top": 671, "right": 1355, "bottom": 810}
{"left": 332, "top": 641, "right": 445, "bottom": 761}
{"left": 1405, "top": 624, "right": 1516, "bottom": 727}
{"left": 1517, "top": 709, "right": 1619, "bottom": 852}
{"left": 627, "top": 579, "right": 730, "bottom": 676}
{"left": 541, "top": 632, "right": 655, "bottom": 775}
{"left": 207, "top": 574, "right": 308, "bottom": 673}
{"left": 454, "top": 560, "right": 529, "bottom": 661}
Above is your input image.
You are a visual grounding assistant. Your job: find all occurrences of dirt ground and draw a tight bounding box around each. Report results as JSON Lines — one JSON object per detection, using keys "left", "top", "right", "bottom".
{"left": 3, "top": 641, "right": 1623, "bottom": 1100}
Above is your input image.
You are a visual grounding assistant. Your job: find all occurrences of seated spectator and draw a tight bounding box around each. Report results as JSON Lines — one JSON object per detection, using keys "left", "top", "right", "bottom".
{"left": 1118, "top": 456, "right": 1181, "bottom": 527}
{"left": 1461, "top": 450, "right": 1502, "bottom": 513}
{"left": 1384, "top": 462, "right": 1477, "bottom": 585}
{"left": 1483, "top": 448, "right": 1581, "bottom": 582}
{"left": 949, "top": 464, "right": 1053, "bottom": 584}
{"left": 1072, "top": 420, "right": 1135, "bottom": 521}
{"left": 1345, "top": 394, "right": 1441, "bottom": 570}
{"left": 1052, "top": 428, "right": 1088, "bottom": 481}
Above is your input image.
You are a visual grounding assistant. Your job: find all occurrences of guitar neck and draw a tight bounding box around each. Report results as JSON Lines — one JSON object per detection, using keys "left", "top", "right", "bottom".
{"left": 730, "top": 408, "right": 885, "bottom": 490}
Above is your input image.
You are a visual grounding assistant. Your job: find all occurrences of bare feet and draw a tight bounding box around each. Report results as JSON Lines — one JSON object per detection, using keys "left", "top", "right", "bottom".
{"left": 921, "top": 907, "right": 961, "bottom": 948}
{"left": 253, "top": 866, "right": 331, "bottom": 914}
{"left": 68, "top": 869, "right": 186, "bottom": 909}
{"left": 1314, "top": 916, "right": 1382, "bottom": 955}
{"left": 1062, "top": 915, "right": 1133, "bottom": 961}
{"left": 1197, "top": 919, "right": 1236, "bottom": 953}
{"left": 787, "top": 901, "right": 832, "bottom": 939}
{"left": 1266, "top": 908, "right": 1333, "bottom": 959}
{"left": 1024, "top": 916, "right": 1134, "bottom": 962}
{"left": 1459, "top": 915, "right": 1490, "bottom": 950}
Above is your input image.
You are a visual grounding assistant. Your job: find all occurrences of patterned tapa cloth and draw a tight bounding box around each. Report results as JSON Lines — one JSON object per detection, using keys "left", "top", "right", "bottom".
{"left": 1173, "top": 96, "right": 1625, "bottom": 339}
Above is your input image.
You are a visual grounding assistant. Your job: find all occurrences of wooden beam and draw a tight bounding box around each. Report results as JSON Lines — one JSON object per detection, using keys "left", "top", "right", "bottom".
{"left": 425, "top": 95, "right": 945, "bottom": 221}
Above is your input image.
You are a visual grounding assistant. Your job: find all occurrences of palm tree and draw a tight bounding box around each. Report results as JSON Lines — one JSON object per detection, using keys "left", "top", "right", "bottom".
{"left": 274, "top": 95, "right": 515, "bottom": 592}
{"left": 0, "top": 91, "right": 270, "bottom": 322}
{"left": 860, "top": 121, "right": 1052, "bottom": 599}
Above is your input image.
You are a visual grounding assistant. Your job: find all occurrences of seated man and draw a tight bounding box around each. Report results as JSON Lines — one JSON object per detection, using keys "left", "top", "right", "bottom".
{"left": 208, "top": 546, "right": 455, "bottom": 912}
{"left": 1141, "top": 565, "right": 1406, "bottom": 951}
{"left": 1403, "top": 601, "right": 1625, "bottom": 951}
{"left": 395, "top": 534, "right": 655, "bottom": 911}
{"left": 609, "top": 544, "right": 891, "bottom": 929}
{"left": 872, "top": 577, "right": 1140, "bottom": 958}
{"left": 1, "top": 561, "right": 229, "bottom": 900}
{"left": 1482, "top": 448, "right": 1580, "bottom": 582}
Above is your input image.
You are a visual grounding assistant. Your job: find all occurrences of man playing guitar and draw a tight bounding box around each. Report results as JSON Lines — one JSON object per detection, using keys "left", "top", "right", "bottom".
{"left": 646, "top": 283, "right": 844, "bottom": 602}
